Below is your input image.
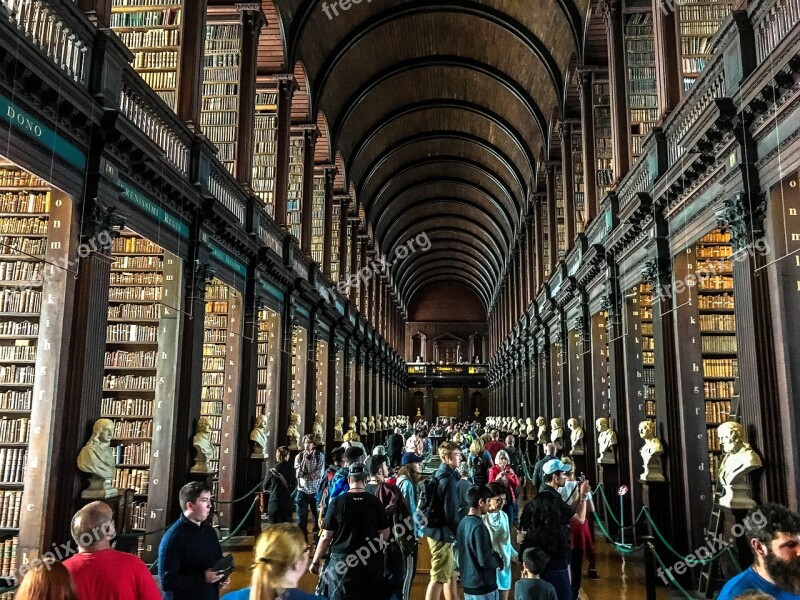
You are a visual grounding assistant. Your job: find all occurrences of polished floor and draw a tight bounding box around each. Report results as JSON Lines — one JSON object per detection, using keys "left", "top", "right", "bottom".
{"left": 223, "top": 532, "right": 684, "bottom": 599}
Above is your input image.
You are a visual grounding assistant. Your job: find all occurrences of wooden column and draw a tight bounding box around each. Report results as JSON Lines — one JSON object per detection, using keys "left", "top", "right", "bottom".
{"left": 359, "top": 240, "right": 368, "bottom": 312}
{"left": 517, "top": 243, "right": 525, "bottom": 317}
{"left": 336, "top": 195, "right": 351, "bottom": 284}
{"left": 560, "top": 121, "right": 577, "bottom": 247}
{"left": 234, "top": 9, "right": 264, "bottom": 185}
{"left": 600, "top": 0, "right": 631, "bottom": 181}
{"left": 300, "top": 126, "right": 318, "bottom": 255}
{"left": 349, "top": 224, "right": 359, "bottom": 303}
{"left": 305, "top": 316, "right": 319, "bottom": 438}
{"left": 546, "top": 163, "right": 559, "bottom": 272}
{"left": 322, "top": 166, "right": 336, "bottom": 277}
{"left": 652, "top": 0, "right": 681, "bottom": 118}
{"left": 278, "top": 289, "right": 296, "bottom": 445}
{"left": 576, "top": 69, "right": 598, "bottom": 223}
{"left": 176, "top": 0, "right": 208, "bottom": 128}
{"left": 76, "top": 0, "right": 112, "bottom": 27}
{"left": 273, "top": 75, "right": 296, "bottom": 228}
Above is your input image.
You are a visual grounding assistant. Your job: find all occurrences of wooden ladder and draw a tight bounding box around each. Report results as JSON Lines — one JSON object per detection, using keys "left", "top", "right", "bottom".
{"left": 697, "top": 488, "right": 725, "bottom": 598}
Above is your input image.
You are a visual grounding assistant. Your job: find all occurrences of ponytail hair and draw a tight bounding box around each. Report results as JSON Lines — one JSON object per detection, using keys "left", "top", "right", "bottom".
{"left": 250, "top": 523, "right": 307, "bottom": 600}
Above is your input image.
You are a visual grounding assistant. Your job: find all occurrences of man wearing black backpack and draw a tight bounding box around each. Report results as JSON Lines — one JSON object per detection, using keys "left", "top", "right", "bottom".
{"left": 421, "top": 440, "right": 462, "bottom": 600}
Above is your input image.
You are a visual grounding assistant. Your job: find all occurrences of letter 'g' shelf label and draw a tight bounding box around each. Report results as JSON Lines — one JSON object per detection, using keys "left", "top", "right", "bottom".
{"left": 0, "top": 95, "right": 86, "bottom": 169}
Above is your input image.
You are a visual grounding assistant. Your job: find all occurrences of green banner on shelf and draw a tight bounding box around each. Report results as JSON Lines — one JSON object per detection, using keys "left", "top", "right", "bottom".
{"left": 295, "top": 304, "right": 310, "bottom": 319}
{"left": 209, "top": 242, "right": 247, "bottom": 277}
{"left": 119, "top": 181, "right": 190, "bottom": 239}
{"left": 258, "top": 279, "right": 285, "bottom": 302}
{"left": 0, "top": 94, "right": 86, "bottom": 169}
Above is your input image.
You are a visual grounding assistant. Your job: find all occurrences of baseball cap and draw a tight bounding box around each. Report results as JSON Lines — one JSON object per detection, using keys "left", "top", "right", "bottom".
{"left": 543, "top": 459, "right": 573, "bottom": 475}
{"left": 348, "top": 462, "right": 366, "bottom": 476}
{"left": 400, "top": 452, "right": 424, "bottom": 466}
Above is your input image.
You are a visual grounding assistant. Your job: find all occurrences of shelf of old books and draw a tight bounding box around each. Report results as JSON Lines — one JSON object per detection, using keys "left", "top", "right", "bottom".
{"left": 315, "top": 339, "right": 328, "bottom": 425}
{"left": 572, "top": 129, "right": 585, "bottom": 234}
{"left": 624, "top": 10, "right": 659, "bottom": 161}
{"left": 311, "top": 173, "right": 325, "bottom": 264}
{"left": 201, "top": 17, "right": 243, "bottom": 175}
{"left": 330, "top": 199, "right": 341, "bottom": 283}
{"left": 289, "top": 325, "right": 308, "bottom": 430}
{"left": 334, "top": 345, "right": 345, "bottom": 437}
{"left": 541, "top": 201, "right": 551, "bottom": 280}
{"left": 110, "top": 0, "right": 183, "bottom": 110}
{"left": 252, "top": 87, "right": 278, "bottom": 217}
{"left": 676, "top": 0, "right": 731, "bottom": 93}
{"left": 348, "top": 352, "right": 357, "bottom": 419}
{"left": 639, "top": 283, "right": 656, "bottom": 421}
{"left": 593, "top": 78, "right": 614, "bottom": 199}
{"left": 103, "top": 228, "right": 182, "bottom": 559}
{"left": 287, "top": 132, "right": 305, "bottom": 243}
{"left": 591, "top": 310, "right": 612, "bottom": 416}
{"left": 256, "top": 306, "right": 280, "bottom": 458}
{"left": 555, "top": 168, "right": 566, "bottom": 259}
{"left": 695, "top": 228, "right": 737, "bottom": 485}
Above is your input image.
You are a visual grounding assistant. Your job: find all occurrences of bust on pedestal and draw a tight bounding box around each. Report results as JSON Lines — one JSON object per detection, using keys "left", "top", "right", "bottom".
{"left": 525, "top": 417, "right": 535, "bottom": 440}
{"left": 333, "top": 416, "right": 344, "bottom": 442}
{"left": 568, "top": 418, "right": 584, "bottom": 455}
{"left": 286, "top": 412, "right": 301, "bottom": 451}
{"left": 348, "top": 416, "right": 358, "bottom": 434}
{"left": 638, "top": 421, "right": 665, "bottom": 482}
{"left": 312, "top": 413, "right": 324, "bottom": 444}
{"left": 77, "top": 419, "right": 118, "bottom": 499}
{"left": 367, "top": 415, "right": 375, "bottom": 434}
{"left": 717, "top": 421, "right": 762, "bottom": 509}
{"left": 536, "top": 416, "right": 547, "bottom": 445}
{"left": 359, "top": 416, "right": 368, "bottom": 437}
{"left": 596, "top": 417, "right": 618, "bottom": 465}
{"left": 191, "top": 416, "right": 216, "bottom": 474}
{"left": 250, "top": 414, "right": 270, "bottom": 459}
{"left": 550, "top": 418, "right": 564, "bottom": 449}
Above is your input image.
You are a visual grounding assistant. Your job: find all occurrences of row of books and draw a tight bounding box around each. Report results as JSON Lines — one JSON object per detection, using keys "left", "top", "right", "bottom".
{"left": 0, "top": 537, "right": 17, "bottom": 579}
{"left": 203, "top": 343, "right": 226, "bottom": 357}
{"left": 108, "top": 286, "right": 162, "bottom": 302}
{"left": 0, "top": 366, "right": 34, "bottom": 385}
{"left": 113, "top": 468, "right": 148, "bottom": 495}
{"left": 697, "top": 244, "right": 733, "bottom": 258}
{"left": 0, "top": 418, "right": 28, "bottom": 444}
{"left": 204, "top": 330, "right": 227, "bottom": 344}
{"left": 131, "top": 501, "right": 148, "bottom": 531}
{"left": 112, "top": 237, "right": 161, "bottom": 254}
{"left": 698, "top": 275, "right": 733, "bottom": 290}
{"left": 201, "top": 83, "right": 237, "bottom": 96}
{"left": 113, "top": 419, "right": 152, "bottom": 438}
{"left": 110, "top": 272, "right": 163, "bottom": 285}
{"left": 205, "top": 284, "right": 229, "bottom": 300}
{"left": 112, "top": 0, "right": 180, "bottom": 6}
{"left": 0, "top": 290, "right": 41, "bottom": 314}
{"left": 0, "top": 448, "right": 26, "bottom": 483}
{"left": 0, "top": 194, "right": 49, "bottom": 214}
{"left": 678, "top": 3, "right": 731, "bottom": 22}
{"left": 201, "top": 401, "right": 222, "bottom": 415}
{"left": 113, "top": 256, "right": 163, "bottom": 269}
{"left": 106, "top": 324, "right": 158, "bottom": 342}
{"left": 101, "top": 397, "right": 153, "bottom": 417}
{"left": 201, "top": 373, "right": 224, "bottom": 386}
{"left": 140, "top": 71, "right": 176, "bottom": 92}
{"left": 105, "top": 350, "right": 157, "bottom": 368}
{"left": 200, "top": 112, "right": 237, "bottom": 126}
{"left": 205, "top": 300, "right": 229, "bottom": 314}
{"left": 131, "top": 50, "right": 178, "bottom": 70}
{"left": 0, "top": 346, "right": 35, "bottom": 362}
{"left": 0, "top": 170, "right": 47, "bottom": 188}
{"left": 202, "top": 357, "right": 224, "bottom": 371}
{"left": 707, "top": 428, "right": 721, "bottom": 451}
{"left": 699, "top": 314, "right": 735, "bottom": 331}
{"left": 705, "top": 400, "right": 731, "bottom": 423}
{"left": 0, "top": 391, "right": 31, "bottom": 411}
{"left": 0, "top": 218, "right": 47, "bottom": 235}
{"left": 202, "top": 96, "right": 239, "bottom": 112}
{"left": 705, "top": 380, "right": 734, "bottom": 398}
{"left": 116, "top": 30, "right": 180, "bottom": 49}
{"left": 116, "top": 442, "right": 151, "bottom": 465}
{"left": 0, "top": 237, "right": 45, "bottom": 256}
{"left": 702, "top": 358, "right": 738, "bottom": 378}
{"left": 204, "top": 314, "right": 227, "bottom": 328}
{"left": 697, "top": 293, "right": 734, "bottom": 309}
{"left": 0, "top": 491, "right": 21, "bottom": 529}
{"left": 103, "top": 374, "right": 157, "bottom": 391}
{"left": 110, "top": 8, "right": 181, "bottom": 28}
{"left": 701, "top": 335, "right": 737, "bottom": 354}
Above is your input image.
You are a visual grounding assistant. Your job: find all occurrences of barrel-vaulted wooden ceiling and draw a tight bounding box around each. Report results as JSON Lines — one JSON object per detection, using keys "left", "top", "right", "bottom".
{"left": 270, "top": 0, "right": 594, "bottom": 314}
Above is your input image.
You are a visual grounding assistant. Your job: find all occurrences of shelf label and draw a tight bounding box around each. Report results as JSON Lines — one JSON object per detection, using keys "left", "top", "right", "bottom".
{"left": 0, "top": 94, "right": 86, "bottom": 169}
{"left": 118, "top": 181, "right": 190, "bottom": 239}
{"left": 208, "top": 241, "right": 247, "bottom": 276}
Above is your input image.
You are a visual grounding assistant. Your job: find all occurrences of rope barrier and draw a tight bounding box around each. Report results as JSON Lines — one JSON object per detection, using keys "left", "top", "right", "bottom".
{"left": 116, "top": 525, "right": 169, "bottom": 539}
{"left": 213, "top": 476, "right": 268, "bottom": 505}
{"left": 591, "top": 511, "right": 645, "bottom": 554}
{"left": 220, "top": 497, "right": 259, "bottom": 543}
{"left": 650, "top": 543, "right": 697, "bottom": 600}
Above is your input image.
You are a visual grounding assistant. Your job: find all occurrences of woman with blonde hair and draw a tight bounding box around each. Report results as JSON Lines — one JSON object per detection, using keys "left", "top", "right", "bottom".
{"left": 468, "top": 438, "right": 493, "bottom": 487}
{"left": 221, "top": 523, "right": 324, "bottom": 600}
{"left": 15, "top": 560, "right": 78, "bottom": 600}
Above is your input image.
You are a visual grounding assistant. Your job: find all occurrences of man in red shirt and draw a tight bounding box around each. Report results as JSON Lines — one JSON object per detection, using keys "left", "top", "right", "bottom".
{"left": 64, "top": 501, "right": 162, "bottom": 600}
{"left": 484, "top": 429, "right": 507, "bottom": 460}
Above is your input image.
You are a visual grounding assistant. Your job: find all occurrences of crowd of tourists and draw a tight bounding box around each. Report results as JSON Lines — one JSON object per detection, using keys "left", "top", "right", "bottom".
{"left": 11, "top": 420, "right": 800, "bottom": 600}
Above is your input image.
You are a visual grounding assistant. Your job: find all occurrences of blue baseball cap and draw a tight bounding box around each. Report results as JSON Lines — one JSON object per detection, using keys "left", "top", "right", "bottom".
{"left": 543, "top": 459, "right": 573, "bottom": 475}
{"left": 401, "top": 452, "right": 424, "bottom": 466}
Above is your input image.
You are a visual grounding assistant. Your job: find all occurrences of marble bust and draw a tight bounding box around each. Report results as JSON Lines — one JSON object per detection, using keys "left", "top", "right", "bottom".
{"left": 536, "top": 416, "right": 548, "bottom": 444}
{"left": 333, "top": 416, "right": 344, "bottom": 442}
{"left": 348, "top": 416, "right": 358, "bottom": 433}
{"left": 568, "top": 418, "right": 585, "bottom": 455}
{"left": 250, "top": 414, "right": 269, "bottom": 459}
{"left": 596, "top": 418, "right": 618, "bottom": 465}
{"left": 286, "top": 412, "right": 301, "bottom": 450}
{"left": 191, "top": 416, "right": 216, "bottom": 474}
{"left": 717, "top": 421, "right": 762, "bottom": 509}
{"left": 77, "top": 418, "right": 118, "bottom": 498}
{"left": 638, "top": 421, "right": 665, "bottom": 482}
{"left": 312, "top": 412, "right": 324, "bottom": 444}
{"left": 360, "top": 416, "right": 368, "bottom": 436}
{"left": 368, "top": 415, "right": 375, "bottom": 434}
{"left": 526, "top": 417, "right": 536, "bottom": 440}
{"left": 550, "top": 418, "right": 564, "bottom": 449}
{"left": 377, "top": 414, "right": 383, "bottom": 430}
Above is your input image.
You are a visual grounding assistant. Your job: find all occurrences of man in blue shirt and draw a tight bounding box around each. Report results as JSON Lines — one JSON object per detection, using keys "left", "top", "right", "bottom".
{"left": 456, "top": 485, "right": 502, "bottom": 600}
{"left": 718, "top": 503, "right": 800, "bottom": 600}
{"left": 158, "top": 481, "right": 225, "bottom": 600}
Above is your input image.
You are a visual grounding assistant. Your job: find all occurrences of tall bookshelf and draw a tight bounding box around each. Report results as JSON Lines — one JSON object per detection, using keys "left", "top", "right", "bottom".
{"left": 555, "top": 168, "right": 566, "bottom": 259}
{"left": 201, "top": 279, "right": 228, "bottom": 490}
{"left": 695, "top": 229, "right": 737, "bottom": 487}
{"left": 624, "top": 11, "right": 659, "bottom": 161}
{"left": 290, "top": 326, "right": 308, "bottom": 431}
{"left": 677, "top": 0, "right": 732, "bottom": 92}
{"left": 593, "top": 80, "right": 614, "bottom": 199}
{"left": 287, "top": 133, "right": 305, "bottom": 243}
{"left": 572, "top": 129, "right": 585, "bottom": 234}
{"left": 256, "top": 306, "right": 280, "bottom": 458}
{"left": 639, "top": 283, "right": 656, "bottom": 421}
{"left": 0, "top": 162, "right": 52, "bottom": 582}
{"left": 252, "top": 89, "right": 278, "bottom": 217}
{"left": 110, "top": 0, "right": 183, "bottom": 110}
{"left": 311, "top": 174, "right": 326, "bottom": 264}
{"left": 201, "top": 19, "right": 242, "bottom": 174}
{"left": 541, "top": 202, "right": 550, "bottom": 280}
{"left": 334, "top": 346, "right": 344, "bottom": 435}
{"left": 315, "top": 340, "right": 328, "bottom": 429}
{"left": 592, "top": 310, "right": 613, "bottom": 417}
{"left": 330, "top": 200, "right": 341, "bottom": 283}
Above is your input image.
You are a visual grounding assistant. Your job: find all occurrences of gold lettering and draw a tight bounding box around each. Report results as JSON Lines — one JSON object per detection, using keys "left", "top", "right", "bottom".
{"left": 790, "top": 208, "right": 798, "bottom": 216}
